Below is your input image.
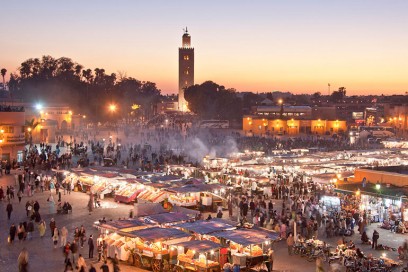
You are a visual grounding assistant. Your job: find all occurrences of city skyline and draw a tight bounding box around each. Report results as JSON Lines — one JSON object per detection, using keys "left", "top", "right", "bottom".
{"left": 1, "top": 0, "right": 407, "bottom": 95}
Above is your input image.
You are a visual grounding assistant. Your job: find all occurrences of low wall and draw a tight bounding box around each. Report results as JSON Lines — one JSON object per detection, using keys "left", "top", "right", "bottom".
{"left": 354, "top": 168, "right": 408, "bottom": 187}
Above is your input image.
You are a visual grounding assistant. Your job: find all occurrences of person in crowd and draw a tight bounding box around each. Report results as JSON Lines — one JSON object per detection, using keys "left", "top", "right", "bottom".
{"left": 100, "top": 260, "right": 109, "bottom": 272}
{"left": 71, "top": 240, "right": 79, "bottom": 264}
{"left": 26, "top": 219, "right": 34, "bottom": 240}
{"left": 287, "top": 233, "right": 294, "bottom": 255}
{"left": 17, "top": 248, "right": 29, "bottom": 272}
{"left": 88, "top": 234, "right": 95, "bottom": 259}
{"left": 77, "top": 254, "right": 87, "bottom": 271}
{"left": 9, "top": 223, "right": 17, "bottom": 244}
{"left": 60, "top": 226, "right": 68, "bottom": 247}
{"left": 53, "top": 226, "right": 59, "bottom": 249}
{"left": 372, "top": 230, "right": 379, "bottom": 249}
{"left": 38, "top": 219, "right": 46, "bottom": 238}
{"left": 17, "top": 222, "right": 25, "bottom": 242}
{"left": 6, "top": 201, "right": 13, "bottom": 220}
{"left": 49, "top": 218, "right": 56, "bottom": 237}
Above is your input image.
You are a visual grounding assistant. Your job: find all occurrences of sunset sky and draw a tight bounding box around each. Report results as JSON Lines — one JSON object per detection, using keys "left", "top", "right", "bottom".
{"left": 1, "top": 0, "right": 407, "bottom": 95}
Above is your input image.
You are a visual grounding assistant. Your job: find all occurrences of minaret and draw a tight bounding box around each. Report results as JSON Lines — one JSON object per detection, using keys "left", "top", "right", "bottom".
{"left": 178, "top": 27, "right": 194, "bottom": 111}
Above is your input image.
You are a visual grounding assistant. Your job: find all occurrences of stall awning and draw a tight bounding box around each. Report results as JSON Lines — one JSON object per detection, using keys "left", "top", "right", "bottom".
{"left": 124, "top": 227, "right": 191, "bottom": 241}
{"left": 144, "top": 212, "right": 193, "bottom": 224}
{"left": 134, "top": 203, "right": 166, "bottom": 217}
{"left": 174, "top": 219, "right": 236, "bottom": 235}
{"left": 172, "top": 240, "right": 221, "bottom": 253}
{"left": 212, "top": 228, "right": 279, "bottom": 246}
{"left": 98, "top": 219, "right": 153, "bottom": 231}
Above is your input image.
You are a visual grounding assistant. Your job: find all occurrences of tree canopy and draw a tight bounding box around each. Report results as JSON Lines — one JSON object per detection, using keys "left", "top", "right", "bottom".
{"left": 184, "top": 81, "right": 242, "bottom": 120}
{"left": 10, "top": 55, "right": 162, "bottom": 121}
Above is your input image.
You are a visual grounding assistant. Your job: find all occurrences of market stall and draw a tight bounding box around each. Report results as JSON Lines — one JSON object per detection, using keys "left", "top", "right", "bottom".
{"left": 95, "top": 218, "right": 154, "bottom": 234}
{"left": 124, "top": 227, "right": 192, "bottom": 272}
{"left": 173, "top": 240, "right": 221, "bottom": 272}
{"left": 212, "top": 228, "right": 279, "bottom": 270}
{"left": 114, "top": 181, "right": 139, "bottom": 203}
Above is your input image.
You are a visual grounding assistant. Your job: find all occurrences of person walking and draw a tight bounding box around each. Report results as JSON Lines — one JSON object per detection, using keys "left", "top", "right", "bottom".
{"left": 71, "top": 240, "right": 79, "bottom": 264}
{"left": 88, "top": 234, "right": 95, "bottom": 259}
{"left": 9, "top": 223, "right": 17, "bottom": 244}
{"left": 77, "top": 254, "right": 87, "bottom": 271}
{"left": 100, "top": 260, "right": 109, "bottom": 272}
{"left": 17, "top": 248, "right": 29, "bottom": 272}
{"left": 89, "top": 264, "right": 97, "bottom": 272}
{"left": 49, "top": 218, "right": 56, "bottom": 237}
{"left": 52, "top": 227, "right": 59, "bottom": 248}
{"left": 60, "top": 226, "right": 68, "bottom": 247}
{"left": 112, "top": 254, "right": 120, "bottom": 272}
{"left": 17, "top": 190, "right": 23, "bottom": 203}
{"left": 267, "top": 249, "right": 274, "bottom": 272}
{"left": 79, "top": 225, "right": 86, "bottom": 248}
{"left": 26, "top": 219, "right": 34, "bottom": 240}
{"left": 6, "top": 201, "right": 13, "bottom": 220}
{"left": 38, "top": 220, "right": 46, "bottom": 238}
{"left": 17, "top": 223, "right": 25, "bottom": 242}
{"left": 287, "top": 233, "right": 294, "bottom": 255}
{"left": 48, "top": 194, "right": 55, "bottom": 214}
{"left": 372, "top": 230, "right": 380, "bottom": 249}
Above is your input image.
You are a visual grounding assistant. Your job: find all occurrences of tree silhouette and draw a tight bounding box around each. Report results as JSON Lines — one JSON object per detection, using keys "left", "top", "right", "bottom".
{"left": 1, "top": 68, "right": 7, "bottom": 87}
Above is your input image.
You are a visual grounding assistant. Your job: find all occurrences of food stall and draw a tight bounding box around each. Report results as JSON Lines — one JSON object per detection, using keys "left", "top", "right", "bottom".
{"left": 115, "top": 182, "right": 139, "bottom": 203}
{"left": 142, "top": 212, "right": 195, "bottom": 226}
{"left": 103, "top": 232, "right": 135, "bottom": 261}
{"left": 95, "top": 218, "right": 154, "bottom": 234}
{"left": 124, "top": 227, "right": 192, "bottom": 272}
{"left": 138, "top": 183, "right": 169, "bottom": 203}
{"left": 212, "top": 228, "right": 279, "bottom": 270}
{"left": 174, "top": 219, "right": 236, "bottom": 241}
{"left": 173, "top": 240, "right": 221, "bottom": 272}
{"left": 167, "top": 185, "right": 201, "bottom": 207}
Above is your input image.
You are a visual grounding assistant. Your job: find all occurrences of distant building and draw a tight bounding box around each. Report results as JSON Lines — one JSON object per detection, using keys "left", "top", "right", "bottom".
{"left": 178, "top": 28, "right": 194, "bottom": 111}
{"left": 251, "top": 105, "right": 312, "bottom": 119}
{"left": 0, "top": 105, "right": 25, "bottom": 162}
{"left": 242, "top": 116, "right": 347, "bottom": 136}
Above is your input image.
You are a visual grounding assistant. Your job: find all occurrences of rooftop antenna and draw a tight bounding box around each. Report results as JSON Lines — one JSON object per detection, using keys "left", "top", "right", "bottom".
{"left": 184, "top": 27, "right": 188, "bottom": 33}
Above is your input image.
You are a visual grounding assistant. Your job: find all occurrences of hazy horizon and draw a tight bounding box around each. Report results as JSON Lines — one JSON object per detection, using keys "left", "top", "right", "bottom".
{"left": 1, "top": 0, "right": 407, "bottom": 96}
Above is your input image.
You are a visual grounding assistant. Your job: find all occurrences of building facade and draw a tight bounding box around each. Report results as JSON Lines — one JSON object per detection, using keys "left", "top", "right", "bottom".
{"left": 0, "top": 105, "right": 25, "bottom": 162}
{"left": 178, "top": 28, "right": 194, "bottom": 111}
{"left": 243, "top": 116, "right": 347, "bottom": 136}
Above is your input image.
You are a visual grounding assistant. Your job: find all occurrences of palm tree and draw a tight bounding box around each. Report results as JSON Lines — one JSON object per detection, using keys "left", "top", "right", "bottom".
{"left": 1, "top": 68, "right": 7, "bottom": 88}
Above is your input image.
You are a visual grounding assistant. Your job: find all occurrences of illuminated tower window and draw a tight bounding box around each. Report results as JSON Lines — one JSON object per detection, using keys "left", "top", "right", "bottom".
{"left": 184, "top": 55, "right": 189, "bottom": 60}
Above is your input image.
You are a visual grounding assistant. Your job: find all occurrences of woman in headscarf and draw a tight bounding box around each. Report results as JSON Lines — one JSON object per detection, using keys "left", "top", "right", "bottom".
{"left": 38, "top": 220, "right": 46, "bottom": 238}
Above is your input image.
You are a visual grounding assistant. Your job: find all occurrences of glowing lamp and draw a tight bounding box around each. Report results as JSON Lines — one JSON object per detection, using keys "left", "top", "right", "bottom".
{"left": 35, "top": 103, "right": 43, "bottom": 110}
{"left": 376, "top": 182, "right": 381, "bottom": 190}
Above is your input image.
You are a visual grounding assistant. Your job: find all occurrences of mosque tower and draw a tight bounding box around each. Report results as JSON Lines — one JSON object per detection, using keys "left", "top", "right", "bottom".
{"left": 178, "top": 27, "right": 194, "bottom": 111}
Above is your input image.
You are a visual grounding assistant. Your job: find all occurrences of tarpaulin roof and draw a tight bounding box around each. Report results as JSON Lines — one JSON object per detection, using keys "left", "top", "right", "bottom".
{"left": 166, "top": 183, "right": 226, "bottom": 194}
{"left": 212, "top": 228, "right": 279, "bottom": 246}
{"left": 150, "top": 175, "right": 182, "bottom": 182}
{"left": 125, "top": 227, "right": 191, "bottom": 241}
{"left": 172, "top": 240, "right": 221, "bottom": 253}
{"left": 174, "top": 219, "right": 236, "bottom": 235}
{"left": 144, "top": 212, "right": 193, "bottom": 224}
{"left": 166, "top": 185, "right": 203, "bottom": 193}
{"left": 134, "top": 203, "right": 166, "bottom": 217}
{"left": 99, "top": 219, "right": 153, "bottom": 231}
